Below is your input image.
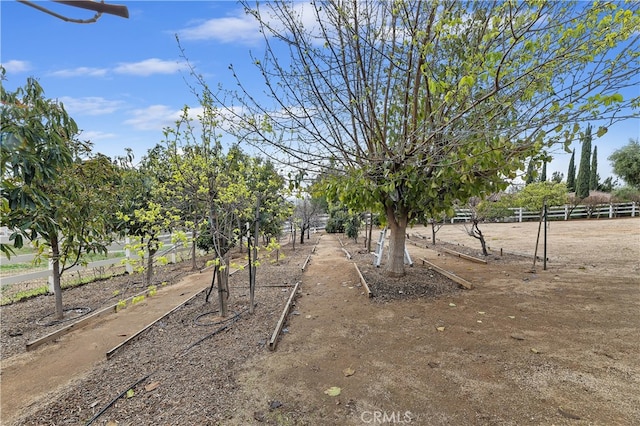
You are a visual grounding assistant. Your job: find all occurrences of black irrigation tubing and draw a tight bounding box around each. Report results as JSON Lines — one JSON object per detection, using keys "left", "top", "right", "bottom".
{"left": 84, "top": 372, "right": 153, "bottom": 426}
{"left": 36, "top": 307, "right": 92, "bottom": 326}
{"left": 178, "top": 307, "right": 250, "bottom": 357}
{"left": 193, "top": 310, "right": 240, "bottom": 327}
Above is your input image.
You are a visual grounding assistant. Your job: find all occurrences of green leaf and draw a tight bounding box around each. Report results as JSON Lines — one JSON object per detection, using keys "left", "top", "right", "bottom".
{"left": 126, "top": 389, "right": 135, "bottom": 398}
{"left": 324, "top": 386, "right": 341, "bottom": 396}
{"left": 596, "top": 126, "right": 608, "bottom": 137}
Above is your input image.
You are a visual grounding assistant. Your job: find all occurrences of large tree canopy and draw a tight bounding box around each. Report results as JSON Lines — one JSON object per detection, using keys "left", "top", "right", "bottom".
{"left": 195, "top": 0, "right": 639, "bottom": 276}
{"left": 2, "top": 75, "right": 120, "bottom": 319}
{"left": 609, "top": 139, "right": 640, "bottom": 189}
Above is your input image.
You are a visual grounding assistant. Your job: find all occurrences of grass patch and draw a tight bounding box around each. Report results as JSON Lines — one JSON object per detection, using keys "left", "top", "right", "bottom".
{"left": 0, "top": 271, "right": 124, "bottom": 306}
{"left": 0, "top": 252, "right": 124, "bottom": 273}
{"left": 0, "top": 263, "right": 47, "bottom": 273}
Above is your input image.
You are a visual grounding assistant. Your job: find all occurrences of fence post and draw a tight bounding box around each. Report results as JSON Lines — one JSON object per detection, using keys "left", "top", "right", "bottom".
{"left": 609, "top": 204, "right": 614, "bottom": 219}
{"left": 125, "top": 236, "right": 133, "bottom": 274}
{"left": 564, "top": 204, "right": 569, "bottom": 221}
{"left": 633, "top": 202, "right": 637, "bottom": 217}
{"left": 170, "top": 232, "right": 176, "bottom": 263}
{"left": 518, "top": 207, "right": 523, "bottom": 223}
{"left": 48, "top": 254, "right": 54, "bottom": 294}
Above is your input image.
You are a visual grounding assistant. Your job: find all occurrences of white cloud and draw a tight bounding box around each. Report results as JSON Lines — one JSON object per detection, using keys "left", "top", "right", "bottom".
{"left": 114, "top": 58, "right": 185, "bottom": 76}
{"left": 1, "top": 59, "right": 32, "bottom": 73}
{"left": 49, "top": 67, "right": 108, "bottom": 77}
{"left": 178, "top": 12, "right": 262, "bottom": 44}
{"left": 124, "top": 104, "right": 183, "bottom": 131}
{"left": 79, "top": 130, "right": 118, "bottom": 141}
{"left": 58, "top": 96, "right": 123, "bottom": 116}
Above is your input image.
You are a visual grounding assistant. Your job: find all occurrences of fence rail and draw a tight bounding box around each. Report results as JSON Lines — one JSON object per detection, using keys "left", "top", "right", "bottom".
{"left": 451, "top": 202, "right": 638, "bottom": 223}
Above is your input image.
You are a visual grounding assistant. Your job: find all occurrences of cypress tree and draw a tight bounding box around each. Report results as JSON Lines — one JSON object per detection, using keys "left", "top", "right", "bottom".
{"left": 525, "top": 159, "right": 536, "bottom": 185}
{"left": 590, "top": 145, "right": 598, "bottom": 190}
{"left": 576, "top": 125, "right": 592, "bottom": 198}
{"left": 567, "top": 149, "right": 576, "bottom": 192}
{"left": 540, "top": 161, "right": 547, "bottom": 182}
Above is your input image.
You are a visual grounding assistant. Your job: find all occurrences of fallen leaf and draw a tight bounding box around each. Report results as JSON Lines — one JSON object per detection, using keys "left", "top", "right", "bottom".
{"left": 126, "top": 389, "right": 135, "bottom": 398}
{"left": 324, "top": 386, "right": 341, "bottom": 397}
{"left": 436, "top": 326, "right": 445, "bottom": 332}
{"left": 448, "top": 303, "right": 456, "bottom": 307}
{"left": 510, "top": 334, "right": 525, "bottom": 341}
{"left": 478, "top": 311, "right": 486, "bottom": 315}
{"left": 531, "top": 348, "right": 540, "bottom": 354}
{"left": 508, "top": 316, "right": 516, "bottom": 319}
{"left": 477, "top": 320, "right": 483, "bottom": 323}
{"left": 343, "top": 367, "right": 355, "bottom": 377}
{"left": 305, "top": 315, "right": 312, "bottom": 319}
{"left": 145, "top": 382, "right": 160, "bottom": 392}
{"left": 558, "top": 407, "right": 581, "bottom": 420}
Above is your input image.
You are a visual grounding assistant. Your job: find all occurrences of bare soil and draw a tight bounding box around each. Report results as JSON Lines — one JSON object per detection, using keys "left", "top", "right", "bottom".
{"left": 1, "top": 219, "right": 639, "bottom": 425}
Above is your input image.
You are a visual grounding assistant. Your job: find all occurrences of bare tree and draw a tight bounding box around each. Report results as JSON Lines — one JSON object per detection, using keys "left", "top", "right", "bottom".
{"left": 188, "top": 1, "right": 639, "bottom": 277}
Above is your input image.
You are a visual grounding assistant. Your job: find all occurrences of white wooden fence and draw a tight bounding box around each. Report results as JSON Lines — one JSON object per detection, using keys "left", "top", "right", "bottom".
{"left": 451, "top": 201, "right": 638, "bottom": 223}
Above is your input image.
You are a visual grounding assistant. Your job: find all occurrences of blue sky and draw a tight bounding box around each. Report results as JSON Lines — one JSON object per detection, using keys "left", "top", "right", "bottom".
{"left": 1, "top": 0, "right": 639, "bottom": 182}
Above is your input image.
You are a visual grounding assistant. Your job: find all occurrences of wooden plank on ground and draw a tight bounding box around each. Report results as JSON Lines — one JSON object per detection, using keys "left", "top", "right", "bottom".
{"left": 353, "top": 263, "right": 372, "bottom": 298}
{"left": 441, "top": 247, "right": 488, "bottom": 264}
{"left": 420, "top": 258, "right": 474, "bottom": 290}
{"left": 302, "top": 254, "right": 311, "bottom": 271}
{"left": 341, "top": 248, "right": 352, "bottom": 259}
{"left": 268, "top": 281, "right": 301, "bottom": 351}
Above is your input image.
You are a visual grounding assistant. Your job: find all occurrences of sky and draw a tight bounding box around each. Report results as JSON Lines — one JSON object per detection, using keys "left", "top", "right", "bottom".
{"left": 1, "top": 0, "right": 639, "bottom": 183}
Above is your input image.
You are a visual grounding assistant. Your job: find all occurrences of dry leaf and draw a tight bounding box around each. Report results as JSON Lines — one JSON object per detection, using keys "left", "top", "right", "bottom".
{"left": 531, "top": 348, "right": 540, "bottom": 354}
{"left": 145, "top": 382, "right": 160, "bottom": 392}
{"left": 343, "top": 367, "right": 355, "bottom": 377}
{"left": 478, "top": 311, "right": 486, "bottom": 315}
{"left": 508, "top": 316, "right": 515, "bottom": 319}
{"left": 436, "top": 326, "right": 445, "bottom": 332}
{"left": 448, "top": 303, "right": 456, "bottom": 307}
{"left": 324, "top": 386, "right": 341, "bottom": 397}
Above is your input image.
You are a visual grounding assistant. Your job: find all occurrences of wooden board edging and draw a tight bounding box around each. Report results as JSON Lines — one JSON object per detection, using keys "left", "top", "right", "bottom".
{"left": 440, "top": 247, "right": 488, "bottom": 264}
{"left": 420, "top": 258, "right": 474, "bottom": 290}
{"left": 353, "top": 263, "right": 372, "bottom": 298}
{"left": 268, "top": 281, "right": 301, "bottom": 351}
{"left": 341, "top": 248, "right": 352, "bottom": 259}
{"left": 302, "top": 254, "right": 311, "bottom": 271}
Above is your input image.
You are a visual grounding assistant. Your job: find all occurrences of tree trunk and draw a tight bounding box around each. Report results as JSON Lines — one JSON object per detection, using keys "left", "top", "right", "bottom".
{"left": 250, "top": 198, "right": 260, "bottom": 314}
{"left": 51, "top": 236, "right": 64, "bottom": 320}
{"left": 367, "top": 212, "right": 373, "bottom": 253}
{"left": 146, "top": 238, "right": 157, "bottom": 286}
{"left": 191, "top": 226, "right": 197, "bottom": 271}
{"left": 471, "top": 221, "right": 489, "bottom": 256}
{"left": 217, "top": 257, "right": 230, "bottom": 317}
{"left": 299, "top": 223, "right": 306, "bottom": 244}
{"left": 292, "top": 226, "right": 296, "bottom": 251}
{"left": 431, "top": 222, "right": 437, "bottom": 245}
{"left": 385, "top": 204, "right": 408, "bottom": 277}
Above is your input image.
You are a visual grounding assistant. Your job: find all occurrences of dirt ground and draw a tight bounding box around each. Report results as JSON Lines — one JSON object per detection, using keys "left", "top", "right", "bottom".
{"left": 1, "top": 218, "right": 639, "bottom": 425}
